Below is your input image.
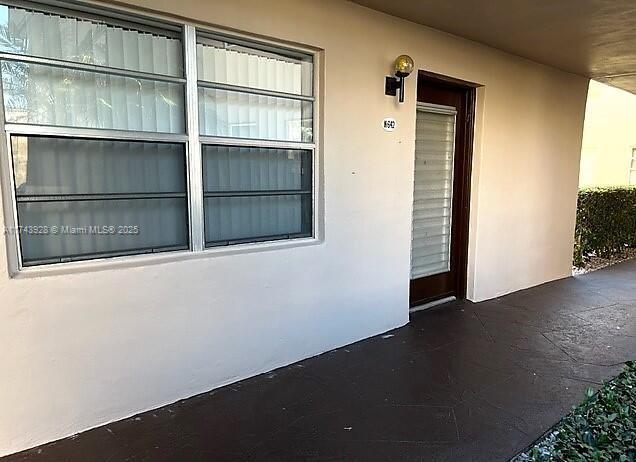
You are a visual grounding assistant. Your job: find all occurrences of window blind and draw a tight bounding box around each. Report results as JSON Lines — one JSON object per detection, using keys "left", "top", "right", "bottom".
{"left": 0, "top": 5, "right": 185, "bottom": 134}
{"left": 197, "top": 33, "right": 314, "bottom": 247}
{"left": 202, "top": 145, "right": 311, "bottom": 245}
{"left": 0, "top": 4, "right": 189, "bottom": 266}
{"left": 0, "top": 5, "right": 182, "bottom": 76}
{"left": 411, "top": 108, "right": 456, "bottom": 279}
{"left": 196, "top": 38, "right": 312, "bottom": 96}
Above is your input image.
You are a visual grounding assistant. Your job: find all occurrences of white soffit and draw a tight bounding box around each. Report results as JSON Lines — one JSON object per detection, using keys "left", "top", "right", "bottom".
{"left": 352, "top": 0, "right": 636, "bottom": 93}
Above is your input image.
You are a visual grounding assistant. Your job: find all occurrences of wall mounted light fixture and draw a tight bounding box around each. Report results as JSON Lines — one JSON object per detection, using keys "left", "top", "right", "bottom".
{"left": 385, "top": 55, "right": 414, "bottom": 103}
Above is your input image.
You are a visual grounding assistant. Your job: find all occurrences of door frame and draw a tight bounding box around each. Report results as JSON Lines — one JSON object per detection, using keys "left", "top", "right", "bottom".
{"left": 410, "top": 70, "right": 477, "bottom": 305}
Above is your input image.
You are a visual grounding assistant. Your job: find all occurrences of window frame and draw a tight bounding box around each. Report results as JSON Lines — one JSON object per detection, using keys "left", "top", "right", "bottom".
{"left": 201, "top": 144, "right": 314, "bottom": 248}
{"left": 629, "top": 147, "right": 636, "bottom": 186}
{"left": 0, "top": 0, "right": 321, "bottom": 277}
{"left": 10, "top": 134, "right": 191, "bottom": 267}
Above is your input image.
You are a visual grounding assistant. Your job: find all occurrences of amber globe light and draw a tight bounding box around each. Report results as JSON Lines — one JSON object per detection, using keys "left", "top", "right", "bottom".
{"left": 394, "top": 54, "right": 414, "bottom": 77}
{"left": 385, "top": 54, "right": 415, "bottom": 103}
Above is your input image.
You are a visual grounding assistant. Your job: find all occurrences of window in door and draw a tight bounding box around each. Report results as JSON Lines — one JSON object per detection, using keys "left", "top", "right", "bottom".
{"left": 411, "top": 104, "right": 456, "bottom": 279}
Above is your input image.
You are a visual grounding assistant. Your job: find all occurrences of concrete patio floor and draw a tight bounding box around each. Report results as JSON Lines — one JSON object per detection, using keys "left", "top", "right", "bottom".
{"left": 4, "top": 259, "right": 636, "bottom": 462}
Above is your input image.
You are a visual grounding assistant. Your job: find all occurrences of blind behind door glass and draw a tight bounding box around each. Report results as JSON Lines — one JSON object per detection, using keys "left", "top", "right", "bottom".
{"left": 411, "top": 106, "right": 456, "bottom": 279}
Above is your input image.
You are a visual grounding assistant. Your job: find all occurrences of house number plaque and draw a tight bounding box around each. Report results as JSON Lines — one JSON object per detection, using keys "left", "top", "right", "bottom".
{"left": 382, "top": 118, "right": 397, "bottom": 131}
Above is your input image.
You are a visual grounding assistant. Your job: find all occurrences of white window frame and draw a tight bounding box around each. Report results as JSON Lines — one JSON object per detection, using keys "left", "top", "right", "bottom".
{"left": 629, "top": 147, "right": 636, "bottom": 186}
{"left": 0, "top": 0, "right": 322, "bottom": 277}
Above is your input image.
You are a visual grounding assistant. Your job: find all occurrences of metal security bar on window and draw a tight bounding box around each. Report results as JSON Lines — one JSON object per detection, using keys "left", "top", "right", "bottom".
{"left": 11, "top": 136, "right": 189, "bottom": 266}
{"left": 201, "top": 145, "right": 312, "bottom": 247}
{"left": 0, "top": 2, "right": 189, "bottom": 267}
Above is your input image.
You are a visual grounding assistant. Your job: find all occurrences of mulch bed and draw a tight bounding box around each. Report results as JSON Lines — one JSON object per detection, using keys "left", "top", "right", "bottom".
{"left": 573, "top": 248, "right": 636, "bottom": 276}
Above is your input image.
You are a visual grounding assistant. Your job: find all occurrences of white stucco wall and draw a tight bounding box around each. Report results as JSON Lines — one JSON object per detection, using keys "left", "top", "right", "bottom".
{"left": 0, "top": 0, "right": 589, "bottom": 456}
{"left": 579, "top": 80, "right": 636, "bottom": 188}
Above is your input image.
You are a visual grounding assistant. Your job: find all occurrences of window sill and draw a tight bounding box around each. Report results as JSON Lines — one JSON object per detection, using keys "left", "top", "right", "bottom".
{"left": 11, "top": 236, "right": 322, "bottom": 280}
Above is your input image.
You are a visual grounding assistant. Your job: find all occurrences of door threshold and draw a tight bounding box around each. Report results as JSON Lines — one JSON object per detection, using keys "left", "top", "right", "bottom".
{"left": 410, "top": 296, "right": 456, "bottom": 313}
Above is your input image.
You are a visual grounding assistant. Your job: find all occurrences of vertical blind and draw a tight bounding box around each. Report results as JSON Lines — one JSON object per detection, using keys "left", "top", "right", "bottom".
{"left": 197, "top": 34, "right": 314, "bottom": 247}
{"left": 12, "top": 136, "right": 188, "bottom": 265}
{"left": 197, "top": 36, "right": 313, "bottom": 143}
{"left": 0, "top": 4, "right": 189, "bottom": 265}
{"left": 0, "top": 5, "right": 183, "bottom": 76}
{"left": 198, "top": 88, "right": 312, "bottom": 142}
{"left": 1, "top": 61, "right": 185, "bottom": 132}
{"left": 196, "top": 38, "right": 312, "bottom": 95}
{"left": 202, "top": 146, "right": 312, "bottom": 245}
{"left": 411, "top": 108, "right": 456, "bottom": 279}
{"left": 0, "top": 5, "right": 185, "bottom": 133}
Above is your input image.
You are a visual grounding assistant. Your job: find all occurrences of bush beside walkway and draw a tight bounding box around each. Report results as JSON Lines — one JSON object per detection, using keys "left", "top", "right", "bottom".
{"left": 574, "top": 187, "right": 636, "bottom": 268}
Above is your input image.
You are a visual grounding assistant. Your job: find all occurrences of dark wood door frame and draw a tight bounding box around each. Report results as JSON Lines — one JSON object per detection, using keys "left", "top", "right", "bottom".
{"left": 410, "top": 70, "right": 477, "bottom": 307}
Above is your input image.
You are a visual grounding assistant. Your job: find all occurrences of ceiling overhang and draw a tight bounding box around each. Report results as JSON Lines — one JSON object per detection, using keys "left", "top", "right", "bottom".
{"left": 352, "top": 0, "right": 636, "bottom": 93}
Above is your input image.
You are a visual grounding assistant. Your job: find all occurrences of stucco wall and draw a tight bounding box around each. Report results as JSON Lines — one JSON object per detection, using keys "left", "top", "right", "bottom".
{"left": 0, "top": 0, "right": 588, "bottom": 455}
{"left": 579, "top": 80, "right": 636, "bottom": 188}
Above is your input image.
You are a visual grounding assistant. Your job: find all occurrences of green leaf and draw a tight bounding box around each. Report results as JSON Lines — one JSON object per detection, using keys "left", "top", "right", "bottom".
{"left": 515, "top": 362, "right": 636, "bottom": 462}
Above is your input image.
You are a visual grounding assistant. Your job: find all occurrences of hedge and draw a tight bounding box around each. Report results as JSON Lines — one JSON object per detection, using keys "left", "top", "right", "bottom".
{"left": 514, "top": 361, "right": 636, "bottom": 461}
{"left": 574, "top": 187, "right": 636, "bottom": 267}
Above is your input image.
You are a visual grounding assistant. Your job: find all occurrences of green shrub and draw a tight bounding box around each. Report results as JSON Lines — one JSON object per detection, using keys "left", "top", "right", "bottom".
{"left": 574, "top": 187, "right": 636, "bottom": 267}
{"left": 518, "top": 361, "right": 636, "bottom": 461}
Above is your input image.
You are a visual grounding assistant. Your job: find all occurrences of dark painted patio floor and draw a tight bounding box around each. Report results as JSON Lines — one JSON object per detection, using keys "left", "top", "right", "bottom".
{"left": 5, "top": 260, "right": 636, "bottom": 462}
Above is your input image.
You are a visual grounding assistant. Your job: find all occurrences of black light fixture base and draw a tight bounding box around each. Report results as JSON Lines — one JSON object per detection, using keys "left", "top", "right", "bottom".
{"left": 385, "top": 76, "right": 400, "bottom": 96}
{"left": 385, "top": 76, "right": 406, "bottom": 103}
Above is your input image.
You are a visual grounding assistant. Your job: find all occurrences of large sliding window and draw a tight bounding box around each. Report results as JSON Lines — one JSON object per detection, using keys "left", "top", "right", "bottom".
{"left": 0, "top": 1, "right": 316, "bottom": 269}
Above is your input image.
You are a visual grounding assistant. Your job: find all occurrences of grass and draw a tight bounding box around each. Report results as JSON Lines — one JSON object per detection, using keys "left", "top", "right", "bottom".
{"left": 514, "top": 361, "right": 636, "bottom": 462}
